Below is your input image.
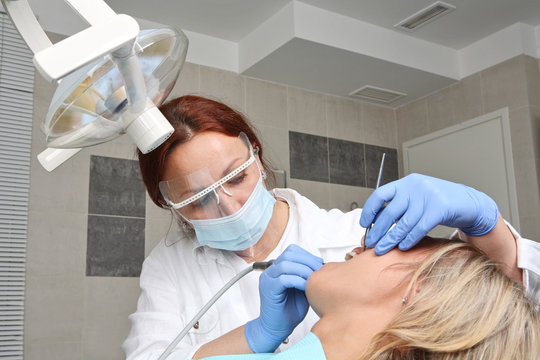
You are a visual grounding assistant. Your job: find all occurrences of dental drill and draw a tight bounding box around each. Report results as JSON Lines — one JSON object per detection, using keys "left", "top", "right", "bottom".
{"left": 157, "top": 260, "right": 275, "bottom": 360}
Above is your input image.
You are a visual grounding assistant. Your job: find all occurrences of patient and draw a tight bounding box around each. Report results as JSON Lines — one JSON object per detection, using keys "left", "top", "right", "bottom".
{"left": 203, "top": 239, "right": 539, "bottom": 360}
{"left": 307, "top": 239, "right": 540, "bottom": 359}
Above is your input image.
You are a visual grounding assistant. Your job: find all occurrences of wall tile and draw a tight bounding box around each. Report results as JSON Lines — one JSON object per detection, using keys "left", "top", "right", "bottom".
{"left": 289, "top": 131, "right": 329, "bottom": 182}
{"left": 362, "top": 102, "right": 397, "bottom": 148}
{"left": 24, "top": 275, "right": 84, "bottom": 344}
{"left": 287, "top": 178, "right": 330, "bottom": 209}
{"left": 86, "top": 215, "right": 145, "bottom": 277}
{"left": 326, "top": 95, "right": 362, "bottom": 142}
{"left": 481, "top": 55, "right": 529, "bottom": 113}
{"left": 145, "top": 209, "right": 173, "bottom": 256}
{"left": 200, "top": 65, "right": 245, "bottom": 111}
{"left": 257, "top": 124, "right": 290, "bottom": 176}
{"left": 83, "top": 277, "right": 140, "bottom": 360}
{"left": 509, "top": 108, "right": 540, "bottom": 219}
{"left": 396, "top": 98, "right": 429, "bottom": 144}
{"left": 25, "top": 342, "right": 81, "bottom": 360}
{"left": 88, "top": 156, "right": 145, "bottom": 218}
{"left": 328, "top": 138, "right": 365, "bottom": 187}
{"left": 245, "top": 77, "right": 288, "bottom": 129}
{"left": 427, "top": 84, "right": 458, "bottom": 132}
{"left": 26, "top": 209, "right": 86, "bottom": 277}
{"left": 454, "top": 73, "right": 484, "bottom": 122}
{"left": 365, "top": 145, "right": 398, "bottom": 188}
{"left": 519, "top": 213, "right": 540, "bottom": 240}
{"left": 287, "top": 86, "right": 326, "bottom": 136}
{"left": 525, "top": 55, "right": 540, "bottom": 108}
{"left": 168, "top": 61, "right": 200, "bottom": 99}
{"left": 328, "top": 183, "right": 373, "bottom": 213}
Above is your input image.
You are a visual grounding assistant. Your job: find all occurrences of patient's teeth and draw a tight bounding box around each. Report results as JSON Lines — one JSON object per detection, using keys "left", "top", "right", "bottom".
{"left": 344, "top": 251, "right": 357, "bottom": 260}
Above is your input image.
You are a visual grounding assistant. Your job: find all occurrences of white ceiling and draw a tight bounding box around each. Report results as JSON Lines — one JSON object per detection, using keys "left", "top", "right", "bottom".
{"left": 25, "top": 0, "right": 540, "bottom": 107}
{"left": 105, "top": 0, "right": 540, "bottom": 48}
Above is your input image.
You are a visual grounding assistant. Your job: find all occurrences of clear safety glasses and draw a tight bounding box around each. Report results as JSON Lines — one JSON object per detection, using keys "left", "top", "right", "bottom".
{"left": 159, "top": 133, "right": 262, "bottom": 221}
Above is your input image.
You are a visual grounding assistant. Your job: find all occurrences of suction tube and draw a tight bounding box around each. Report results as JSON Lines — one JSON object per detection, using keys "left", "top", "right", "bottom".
{"left": 157, "top": 260, "right": 275, "bottom": 360}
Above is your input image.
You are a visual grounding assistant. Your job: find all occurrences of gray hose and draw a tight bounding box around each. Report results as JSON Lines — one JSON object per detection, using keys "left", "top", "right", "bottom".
{"left": 157, "top": 260, "right": 274, "bottom": 360}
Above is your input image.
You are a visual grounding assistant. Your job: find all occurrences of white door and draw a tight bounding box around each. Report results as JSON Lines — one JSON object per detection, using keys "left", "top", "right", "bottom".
{"left": 402, "top": 107, "right": 520, "bottom": 237}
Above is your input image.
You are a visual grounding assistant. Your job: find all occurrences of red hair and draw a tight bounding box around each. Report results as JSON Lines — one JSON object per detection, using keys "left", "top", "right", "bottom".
{"left": 138, "top": 95, "right": 269, "bottom": 207}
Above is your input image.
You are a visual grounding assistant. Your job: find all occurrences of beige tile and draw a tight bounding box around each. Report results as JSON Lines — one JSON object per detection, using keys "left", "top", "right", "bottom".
{"left": 427, "top": 84, "right": 457, "bottom": 132}
{"left": 145, "top": 191, "right": 171, "bottom": 220}
{"left": 25, "top": 342, "right": 82, "bottom": 360}
{"left": 481, "top": 55, "right": 529, "bottom": 113}
{"left": 26, "top": 209, "right": 86, "bottom": 277}
{"left": 362, "top": 102, "right": 397, "bottom": 148}
{"left": 328, "top": 183, "right": 373, "bottom": 213}
{"left": 509, "top": 108, "right": 539, "bottom": 218}
{"left": 519, "top": 213, "right": 540, "bottom": 241}
{"left": 396, "top": 98, "right": 429, "bottom": 144}
{"left": 29, "top": 143, "right": 90, "bottom": 214}
{"left": 83, "top": 277, "right": 140, "bottom": 360}
{"left": 256, "top": 124, "right": 289, "bottom": 175}
{"left": 25, "top": 275, "right": 84, "bottom": 344}
{"left": 326, "top": 95, "right": 362, "bottom": 142}
{"left": 454, "top": 73, "right": 484, "bottom": 122}
{"left": 397, "top": 147, "right": 404, "bottom": 178}
{"left": 509, "top": 107, "right": 535, "bottom": 157}
{"left": 199, "top": 65, "right": 245, "bottom": 112}
{"left": 524, "top": 55, "right": 540, "bottom": 108}
{"left": 245, "top": 77, "right": 287, "bottom": 129}
{"left": 287, "top": 178, "right": 330, "bottom": 209}
{"left": 287, "top": 86, "right": 326, "bottom": 136}
{"left": 168, "top": 61, "right": 200, "bottom": 99}
{"left": 531, "top": 105, "right": 540, "bottom": 185}
{"left": 145, "top": 212, "right": 173, "bottom": 256}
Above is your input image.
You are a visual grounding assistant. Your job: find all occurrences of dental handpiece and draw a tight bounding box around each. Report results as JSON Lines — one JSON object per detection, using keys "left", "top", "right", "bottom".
{"left": 157, "top": 260, "right": 275, "bottom": 360}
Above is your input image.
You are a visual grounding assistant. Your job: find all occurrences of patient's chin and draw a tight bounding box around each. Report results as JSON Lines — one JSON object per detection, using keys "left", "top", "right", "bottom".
{"left": 306, "top": 265, "right": 332, "bottom": 317}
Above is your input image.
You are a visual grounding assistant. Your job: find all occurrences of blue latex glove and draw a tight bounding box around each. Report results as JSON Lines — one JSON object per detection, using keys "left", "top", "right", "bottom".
{"left": 245, "top": 244, "right": 323, "bottom": 353}
{"left": 360, "top": 173, "right": 499, "bottom": 255}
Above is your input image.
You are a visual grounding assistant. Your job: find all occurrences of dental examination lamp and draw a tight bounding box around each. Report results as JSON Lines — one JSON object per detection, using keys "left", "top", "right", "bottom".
{"left": 1, "top": 0, "right": 188, "bottom": 171}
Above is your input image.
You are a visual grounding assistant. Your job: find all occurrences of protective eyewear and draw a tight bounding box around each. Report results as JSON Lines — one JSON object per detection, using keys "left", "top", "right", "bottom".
{"left": 159, "top": 133, "right": 263, "bottom": 221}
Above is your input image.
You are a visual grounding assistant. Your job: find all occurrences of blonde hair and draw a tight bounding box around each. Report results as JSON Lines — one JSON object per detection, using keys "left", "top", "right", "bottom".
{"left": 362, "top": 241, "right": 540, "bottom": 360}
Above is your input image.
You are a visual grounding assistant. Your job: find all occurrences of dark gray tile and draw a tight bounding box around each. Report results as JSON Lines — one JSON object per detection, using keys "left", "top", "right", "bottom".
{"left": 89, "top": 155, "right": 145, "bottom": 217}
{"left": 328, "top": 138, "right": 365, "bottom": 186}
{"left": 86, "top": 215, "right": 144, "bottom": 277}
{"left": 365, "top": 145, "right": 399, "bottom": 188}
{"left": 289, "top": 131, "right": 329, "bottom": 182}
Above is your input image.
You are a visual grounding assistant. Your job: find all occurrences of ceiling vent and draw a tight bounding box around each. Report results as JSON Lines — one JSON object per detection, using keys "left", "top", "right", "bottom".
{"left": 349, "top": 85, "right": 406, "bottom": 104}
{"left": 394, "top": 1, "right": 456, "bottom": 32}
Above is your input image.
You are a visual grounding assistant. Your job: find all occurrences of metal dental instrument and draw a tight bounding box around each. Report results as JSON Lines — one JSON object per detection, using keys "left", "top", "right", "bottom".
{"left": 157, "top": 260, "right": 275, "bottom": 360}
{"left": 362, "top": 153, "right": 386, "bottom": 252}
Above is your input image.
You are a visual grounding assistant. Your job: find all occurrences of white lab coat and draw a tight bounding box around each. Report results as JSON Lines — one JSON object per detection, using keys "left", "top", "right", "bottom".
{"left": 123, "top": 188, "right": 540, "bottom": 360}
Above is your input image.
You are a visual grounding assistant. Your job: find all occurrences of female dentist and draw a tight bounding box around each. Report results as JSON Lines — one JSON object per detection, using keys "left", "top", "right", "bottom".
{"left": 122, "top": 95, "right": 540, "bottom": 359}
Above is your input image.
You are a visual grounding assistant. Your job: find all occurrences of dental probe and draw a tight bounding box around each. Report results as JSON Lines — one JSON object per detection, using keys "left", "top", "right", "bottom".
{"left": 157, "top": 260, "right": 275, "bottom": 360}
{"left": 362, "top": 153, "right": 386, "bottom": 252}
{"left": 363, "top": 153, "right": 386, "bottom": 251}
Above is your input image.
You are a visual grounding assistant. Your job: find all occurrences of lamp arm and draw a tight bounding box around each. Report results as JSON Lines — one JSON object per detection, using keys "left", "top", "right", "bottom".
{"left": 0, "top": 0, "right": 52, "bottom": 53}
{"left": 63, "top": 0, "right": 116, "bottom": 26}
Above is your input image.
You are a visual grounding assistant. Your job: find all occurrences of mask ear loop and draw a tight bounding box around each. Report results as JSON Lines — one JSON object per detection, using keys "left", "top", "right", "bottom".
{"left": 163, "top": 209, "right": 196, "bottom": 247}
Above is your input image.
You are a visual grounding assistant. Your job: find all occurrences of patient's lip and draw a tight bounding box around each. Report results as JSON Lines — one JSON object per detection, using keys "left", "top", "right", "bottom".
{"left": 344, "top": 247, "right": 364, "bottom": 260}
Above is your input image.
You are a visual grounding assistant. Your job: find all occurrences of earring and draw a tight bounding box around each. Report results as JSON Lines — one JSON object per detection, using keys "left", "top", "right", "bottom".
{"left": 402, "top": 296, "right": 408, "bottom": 305}
{"left": 261, "top": 170, "right": 267, "bottom": 180}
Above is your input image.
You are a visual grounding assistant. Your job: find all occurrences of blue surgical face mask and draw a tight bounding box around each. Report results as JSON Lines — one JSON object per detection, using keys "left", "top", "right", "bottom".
{"left": 188, "top": 177, "right": 276, "bottom": 251}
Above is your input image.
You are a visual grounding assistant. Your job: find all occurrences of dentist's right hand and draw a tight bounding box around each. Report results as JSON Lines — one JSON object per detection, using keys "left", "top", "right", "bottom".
{"left": 245, "top": 244, "right": 323, "bottom": 353}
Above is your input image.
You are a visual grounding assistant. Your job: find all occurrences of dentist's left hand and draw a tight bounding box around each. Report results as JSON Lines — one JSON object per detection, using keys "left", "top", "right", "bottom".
{"left": 245, "top": 244, "right": 323, "bottom": 353}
